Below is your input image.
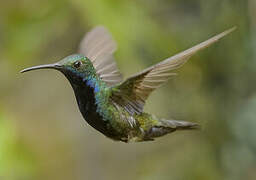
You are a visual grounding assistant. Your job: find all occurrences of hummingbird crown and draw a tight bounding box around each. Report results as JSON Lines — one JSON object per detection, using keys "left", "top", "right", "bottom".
{"left": 60, "top": 54, "right": 96, "bottom": 77}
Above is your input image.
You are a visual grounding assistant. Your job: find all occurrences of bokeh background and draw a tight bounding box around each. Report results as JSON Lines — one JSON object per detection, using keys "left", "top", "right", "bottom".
{"left": 0, "top": 0, "right": 255, "bottom": 179}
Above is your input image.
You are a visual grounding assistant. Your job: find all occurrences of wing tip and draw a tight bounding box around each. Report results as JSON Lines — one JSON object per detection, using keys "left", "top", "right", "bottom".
{"left": 224, "top": 26, "right": 237, "bottom": 34}
{"left": 92, "top": 25, "right": 109, "bottom": 32}
{"left": 215, "top": 26, "right": 237, "bottom": 40}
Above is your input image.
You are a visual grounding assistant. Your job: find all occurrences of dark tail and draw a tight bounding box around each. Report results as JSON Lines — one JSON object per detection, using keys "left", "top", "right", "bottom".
{"left": 160, "top": 119, "right": 200, "bottom": 130}
{"left": 145, "top": 119, "right": 200, "bottom": 140}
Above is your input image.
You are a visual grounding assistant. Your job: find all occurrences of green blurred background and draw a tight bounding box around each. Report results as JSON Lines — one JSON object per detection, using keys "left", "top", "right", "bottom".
{"left": 0, "top": 0, "right": 255, "bottom": 179}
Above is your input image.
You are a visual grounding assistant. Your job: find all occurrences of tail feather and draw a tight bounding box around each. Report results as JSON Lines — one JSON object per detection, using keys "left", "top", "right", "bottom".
{"left": 145, "top": 119, "right": 200, "bottom": 140}
{"left": 160, "top": 119, "right": 200, "bottom": 130}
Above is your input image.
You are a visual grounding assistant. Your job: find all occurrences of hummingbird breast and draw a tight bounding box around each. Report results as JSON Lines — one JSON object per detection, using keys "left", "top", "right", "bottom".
{"left": 70, "top": 78, "right": 129, "bottom": 141}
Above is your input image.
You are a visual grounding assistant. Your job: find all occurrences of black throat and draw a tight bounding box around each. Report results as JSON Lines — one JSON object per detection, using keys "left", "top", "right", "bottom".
{"left": 63, "top": 72, "right": 109, "bottom": 135}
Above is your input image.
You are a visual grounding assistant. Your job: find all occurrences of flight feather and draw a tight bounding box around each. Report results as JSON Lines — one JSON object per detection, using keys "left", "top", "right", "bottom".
{"left": 79, "top": 26, "right": 123, "bottom": 86}
{"left": 110, "top": 27, "right": 236, "bottom": 115}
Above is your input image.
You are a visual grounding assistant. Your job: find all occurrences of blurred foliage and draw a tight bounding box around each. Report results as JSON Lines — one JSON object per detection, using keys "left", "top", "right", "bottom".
{"left": 0, "top": 112, "right": 37, "bottom": 179}
{"left": 0, "top": 0, "right": 255, "bottom": 179}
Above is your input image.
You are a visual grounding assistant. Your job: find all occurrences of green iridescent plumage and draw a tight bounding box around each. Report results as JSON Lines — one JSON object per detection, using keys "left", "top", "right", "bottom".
{"left": 21, "top": 26, "right": 236, "bottom": 142}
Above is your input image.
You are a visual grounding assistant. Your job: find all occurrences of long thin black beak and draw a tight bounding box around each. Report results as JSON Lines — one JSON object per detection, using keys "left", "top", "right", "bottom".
{"left": 20, "top": 63, "right": 61, "bottom": 73}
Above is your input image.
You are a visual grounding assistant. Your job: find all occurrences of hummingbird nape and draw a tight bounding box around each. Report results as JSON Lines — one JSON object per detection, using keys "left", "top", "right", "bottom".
{"left": 21, "top": 26, "right": 236, "bottom": 142}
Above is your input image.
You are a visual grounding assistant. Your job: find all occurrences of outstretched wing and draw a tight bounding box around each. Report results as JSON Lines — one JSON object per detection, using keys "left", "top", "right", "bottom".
{"left": 110, "top": 27, "right": 236, "bottom": 115}
{"left": 79, "top": 26, "right": 122, "bottom": 86}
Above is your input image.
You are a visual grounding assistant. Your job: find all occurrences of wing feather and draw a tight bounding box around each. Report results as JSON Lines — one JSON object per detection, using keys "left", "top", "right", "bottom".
{"left": 110, "top": 27, "right": 236, "bottom": 115}
{"left": 79, "top": 26, "right": 122, "bottom": 86}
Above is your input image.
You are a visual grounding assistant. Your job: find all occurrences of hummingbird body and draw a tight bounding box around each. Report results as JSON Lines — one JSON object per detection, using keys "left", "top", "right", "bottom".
{"left": 59, "top": 55, "right": 198, "bottom": 142}
{"left": 21, "top": 26, "right": 235, "bottom": 142}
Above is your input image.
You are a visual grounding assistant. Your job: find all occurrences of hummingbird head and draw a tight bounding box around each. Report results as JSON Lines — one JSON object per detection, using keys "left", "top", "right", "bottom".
{"left": 21, "top": 54, "right": 98, "bottom": 85}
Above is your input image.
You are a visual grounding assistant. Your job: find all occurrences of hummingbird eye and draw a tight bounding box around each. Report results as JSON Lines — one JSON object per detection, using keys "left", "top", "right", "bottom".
{"left": 73, "top": 61, "right": 82, "bottom": 68}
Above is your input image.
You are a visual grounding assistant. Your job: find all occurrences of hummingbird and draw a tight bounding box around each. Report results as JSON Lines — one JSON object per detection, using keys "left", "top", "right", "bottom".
{"left": 21, "top": 26, "right": 236, "bottom": 142}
